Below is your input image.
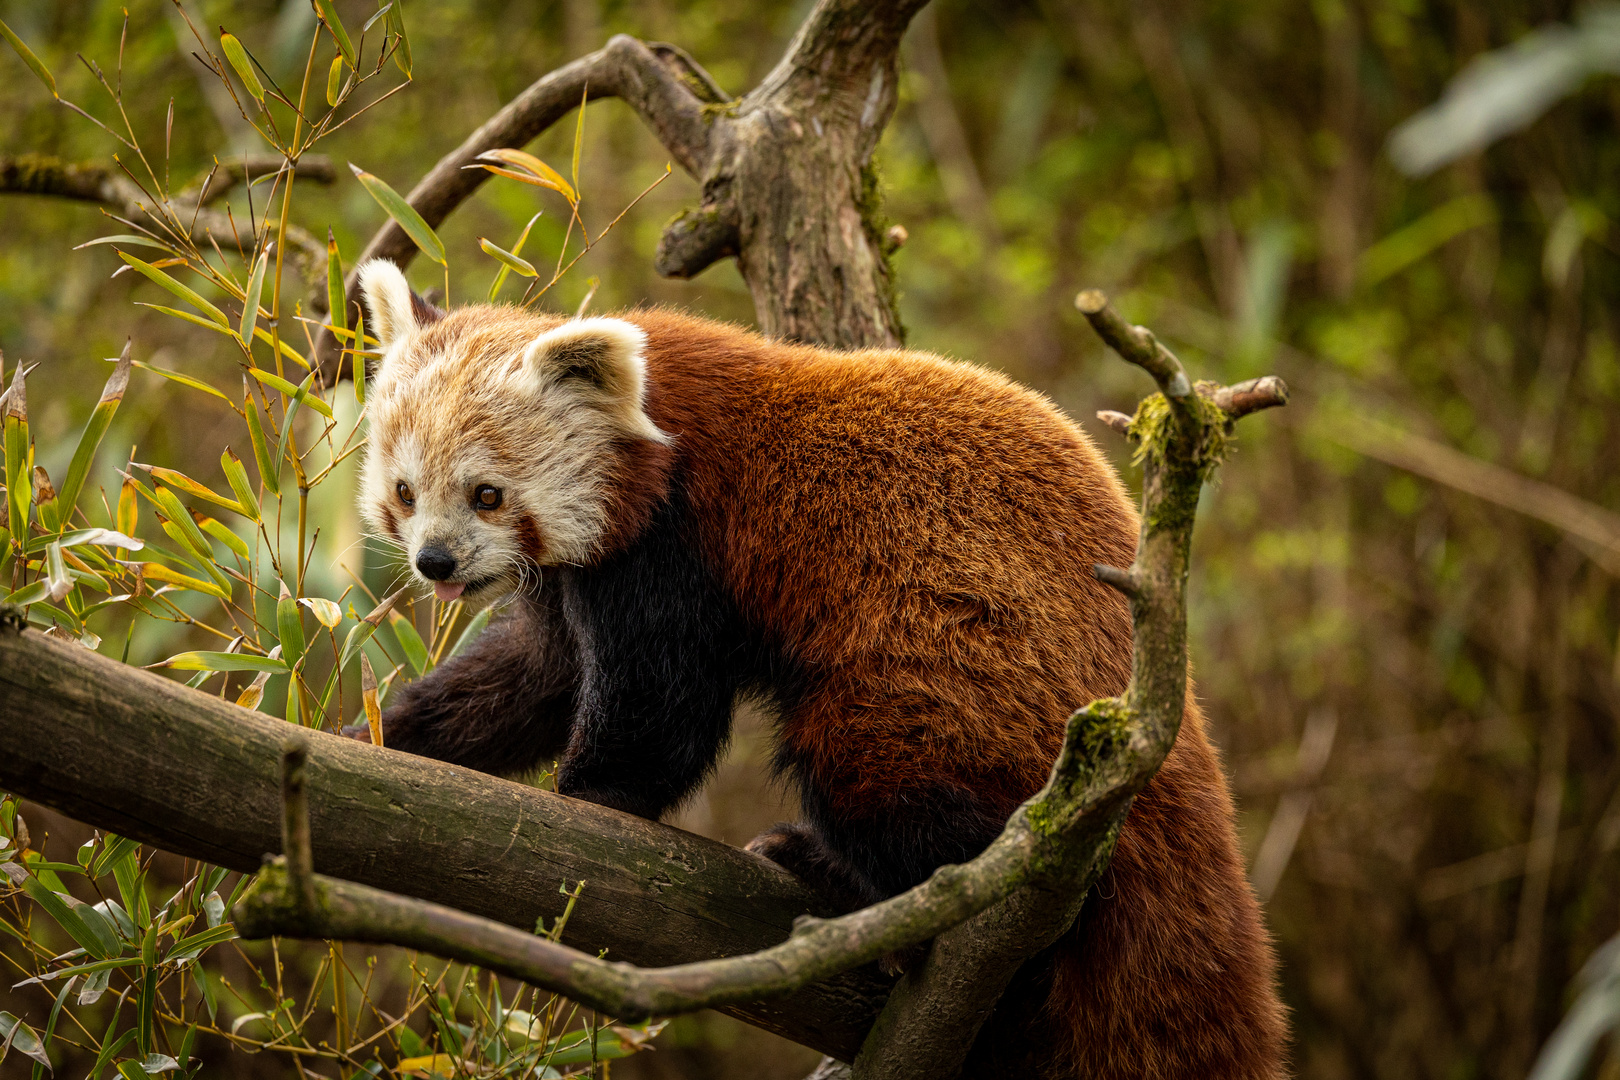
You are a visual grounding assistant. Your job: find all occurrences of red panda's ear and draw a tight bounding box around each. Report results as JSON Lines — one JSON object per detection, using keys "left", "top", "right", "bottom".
{"left": 521, "top": 318, "right": 670, "bottom": 444}
{"left": 357, "top": 260, "right": 440, "bottom": 356}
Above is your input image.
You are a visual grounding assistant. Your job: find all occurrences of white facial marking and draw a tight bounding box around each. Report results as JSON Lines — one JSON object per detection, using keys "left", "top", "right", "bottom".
{"left": 356, "top": 296, "right": 669, "bottom": 608}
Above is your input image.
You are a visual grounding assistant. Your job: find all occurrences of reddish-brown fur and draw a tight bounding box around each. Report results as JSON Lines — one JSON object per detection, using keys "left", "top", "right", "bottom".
{"left": 369, "top": 297, "right": 1286, "bottom": 1077}
{"left": 605, "top": 310, "right": 1287, "bottom": 1079}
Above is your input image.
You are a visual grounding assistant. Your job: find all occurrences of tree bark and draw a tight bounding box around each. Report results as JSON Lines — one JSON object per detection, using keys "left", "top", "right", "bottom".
{"left": 327, "top": 0, "right": 922, "bottom": 373}
{"left": 0, "top": 624, "right": 888, "bottom": 1060}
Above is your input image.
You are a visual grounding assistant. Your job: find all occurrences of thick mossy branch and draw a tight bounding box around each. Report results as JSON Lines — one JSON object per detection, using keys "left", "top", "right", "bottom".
{"left": 1126, "top": 389, "right": 1230, "bottom": 481}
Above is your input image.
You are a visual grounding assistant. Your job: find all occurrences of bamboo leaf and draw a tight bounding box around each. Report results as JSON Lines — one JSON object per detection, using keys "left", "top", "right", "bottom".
{"left": 137, "top": 562, "right": 227, "bottom": 599}
{"left": 56, "top": 341, "right": 130, "bottom": 517}
{"left": 478, "top": 237, "right": 537, "bottom": 277}
{"left": 352, "top": 309, "right": 366, "bottom": 406}
{"left": 325, "top": 55, "right": 345, "bottom": 106}
{"left": 0, "top": 1011, "right": 52, "bottom": 1072}
{"left": 243, "top": 380, "right": 279, "bottom": 497}
{"left": 271, "top": 376, "right": 311, "bottom": 482}
{"left": 219, "top": 31, "right": 264, "bottom": 104}
{"left": 572, "top": 85, "right": 586, "bottom": 196}
{"left": 473, "top": 149, "right": 575, "bottom": 203}
{"left": 0, "top": 19, "right": 56, "bottom": 98}
{"left": 164, "top": 922, "right": 238, "bottom": 961}
{"left": 162, "top": 650, "right": 287, "bottom": 674}
{"left": 388, "top": 0, "right": 411, "bottom": 75}
{"left": 3, "top": 579, "right": 50, "bottom": 607}
{"left": 127, "top": 356, "right": 231, "bottom": 404}
{"left": 74, "top": 234, "right": 177, "bottom": 254}
{"left": 234, "top": 647, "right": 281, "bottom": 709}
{"left": 44, "top": 541, "right": 72, "bottom": 602}
{"left": 349, "top": 163, "right": 445, "bottom": 265}
{"left": 277, "top": 582, "right": 306, "bottom": 668}
{"left": 361, "top": 5, "right": 393, "bottom": 34}
{"left": 450, "top": 604, "right": 494, "bottom": 657}
{"left": 239, "top": 246, "right": 270, "bottom": 346}
{"left": 23, "top": 528, "right": 142, "bottom": 554}
{"left": 139, "top": 465, "right": 248, "bottom": 517}
{"left": 299, "top": 596, "right": 342, "bottom": 628}
{"left": 116, "top": 478, "right": 137, "bottom": 550}
{"left": 326, "top": 229, "right": 346, "bottom": 331}
{"left": 360, "top": 652, "right": 383, "bottom": 745}
{"left": 487, "top": 211, "right": 542, "bottom": 301}
{"left": 245, "top": 366, "right": 333, "bottom": 419}
{"left": 197, "top": 514, "right": 250, "bottom": 562}
{"left": 390, "top": 611, "right": 430, "bottom": 674}
{"left": 21, "top": 876, "right": 114, "bottom": 959}
{"left": 313, "top": 0, "right": 356, "bottom": 66}
{"left": 219, "top": 449, "right": 259, "bottom": 522}
{"left": 4, "top": 362, "right": 31, "bottom": 545}
{"left": 150, "top": 486, "right": 218, "bottom": 564}
{"left": 117, "top": 252, "right": 229, "bottom": 327}
{"left": 252, "top": 324, "right": 311, "bottom": 370}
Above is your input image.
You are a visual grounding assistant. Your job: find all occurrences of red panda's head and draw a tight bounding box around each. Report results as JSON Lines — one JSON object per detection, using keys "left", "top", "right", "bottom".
{"left": 356, "top": 260, "right": 671, "bottom": 607}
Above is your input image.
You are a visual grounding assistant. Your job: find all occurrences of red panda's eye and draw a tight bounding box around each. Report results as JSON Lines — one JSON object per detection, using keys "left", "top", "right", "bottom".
{"left": 474, "top": 485, "right": 503, "bottom": 510}
{"left": 396, "top": 481, "right": 415, "bottom": 507}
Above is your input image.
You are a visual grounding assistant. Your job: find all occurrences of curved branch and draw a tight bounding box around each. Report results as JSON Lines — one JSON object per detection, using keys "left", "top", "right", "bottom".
{"left": 0, "top": 153, "right": 331, "bottom": 287}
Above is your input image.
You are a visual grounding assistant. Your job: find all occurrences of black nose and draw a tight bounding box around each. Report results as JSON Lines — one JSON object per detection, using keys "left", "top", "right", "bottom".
{"left": 416, "top": 546, "right": 457, "bottom": 581}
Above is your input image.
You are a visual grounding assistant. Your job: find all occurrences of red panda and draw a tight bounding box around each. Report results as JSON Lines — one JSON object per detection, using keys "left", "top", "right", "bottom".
{"left": 354, "top": 259, "right": 1287, "bottom": 1078}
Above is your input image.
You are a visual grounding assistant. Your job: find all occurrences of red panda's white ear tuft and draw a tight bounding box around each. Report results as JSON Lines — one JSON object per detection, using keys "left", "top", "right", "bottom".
{"left": 521, "top": 318, "right": 671, "bottom": 444}
{"left": 357, "top": 259, "right": 424, "bottom": 354}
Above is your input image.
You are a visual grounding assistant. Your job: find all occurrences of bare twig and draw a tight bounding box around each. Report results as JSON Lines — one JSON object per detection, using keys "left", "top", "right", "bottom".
{"left": 1075, "top": 289, "right": 1192, "bottom": 397}
{"left": 280, "top": 735, "right": 316, "bottom": 916}
{"left": 1096, "top": 409, "right": 1134, "bottom": 434}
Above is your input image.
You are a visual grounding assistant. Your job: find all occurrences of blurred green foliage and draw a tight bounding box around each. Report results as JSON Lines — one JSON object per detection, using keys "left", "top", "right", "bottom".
{"left": 1, "top": 0, "right": 1618, "bottom": 1078}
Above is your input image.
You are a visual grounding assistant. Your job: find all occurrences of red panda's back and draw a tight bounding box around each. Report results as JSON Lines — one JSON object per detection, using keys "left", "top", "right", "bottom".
{"left": 635, "top": 310, "right": 1286, "bottom": 1078}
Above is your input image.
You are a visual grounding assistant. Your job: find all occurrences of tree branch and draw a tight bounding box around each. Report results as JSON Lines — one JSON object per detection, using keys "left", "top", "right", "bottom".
{"left": 0, "top": 153, "right": 332, "bottom": 283}
{"left": 323, "top": 36, "right": 716, "bottom": 371}
{"left": 0, "top": 624, "right": 888, "bottom": 1059}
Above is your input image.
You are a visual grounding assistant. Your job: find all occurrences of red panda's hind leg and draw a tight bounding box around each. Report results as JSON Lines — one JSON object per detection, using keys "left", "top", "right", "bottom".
{"left": 746, "top": 821, "right": 878, "bottom": 914}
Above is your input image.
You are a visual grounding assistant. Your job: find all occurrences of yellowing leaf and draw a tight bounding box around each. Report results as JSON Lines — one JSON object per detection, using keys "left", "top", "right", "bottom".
{"left": 472, "top": 148, "right": 576, "bottom": 203}
{"left": 299, "top": 597, "right": 342, "bottom": 628}
{"left": 219, "top": 32, "right": 264, "bottom": 104}
{"left": 398, "top": 1054, "right": 457, "bottom": 1078}
{"left": 478, "top": 237, "right": 537, "bottom": 277}
{"left": 162, "top": 651, "right": 288, "bottom": 674}
{"left": 325, "top": 55, "right": 344, "bottom": 107}
{"left": 244, "top": 366, "right": 333, "bottom": 419}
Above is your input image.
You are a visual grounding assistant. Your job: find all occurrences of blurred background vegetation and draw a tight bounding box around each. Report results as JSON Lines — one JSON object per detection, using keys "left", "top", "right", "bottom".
{"left": 2, "top": 0, "right": 1618, "bottom": 1077}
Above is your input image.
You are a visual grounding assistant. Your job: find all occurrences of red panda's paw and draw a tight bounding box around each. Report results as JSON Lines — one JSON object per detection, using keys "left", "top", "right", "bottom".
{"left": 746, "top": 822, "right": 874, "bottom": 915}
{"left": 338, "top": 723, "right": 374, "bottom": 743}
{"left": 878, "top": 942, "right": 929, "bottom": 977}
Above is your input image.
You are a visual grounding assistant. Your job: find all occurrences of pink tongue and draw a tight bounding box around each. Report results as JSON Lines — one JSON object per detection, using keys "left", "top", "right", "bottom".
{"left": 433, "top": 581, "right": 466, "bottom": 603}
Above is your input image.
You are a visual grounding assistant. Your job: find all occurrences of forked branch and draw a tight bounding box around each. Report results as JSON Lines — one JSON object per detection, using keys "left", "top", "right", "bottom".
{"left": 233, "top": 292, "right": 1288, "bottom": 1078}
